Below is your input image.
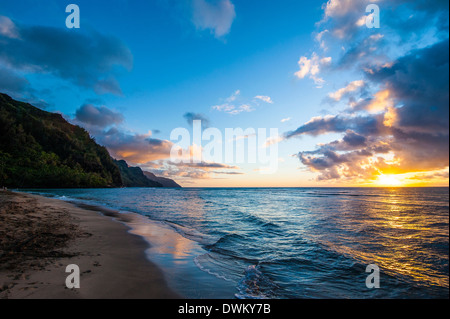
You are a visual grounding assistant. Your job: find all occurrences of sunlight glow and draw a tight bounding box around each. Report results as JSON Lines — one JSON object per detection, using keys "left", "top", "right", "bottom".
{"left": 376, "top": 174, "right": 403, "bottom": 187}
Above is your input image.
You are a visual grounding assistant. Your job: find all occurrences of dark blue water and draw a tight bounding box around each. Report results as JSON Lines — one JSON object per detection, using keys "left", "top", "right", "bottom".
{"left": 24, "top": 187, "right": 449, "bottom": 299}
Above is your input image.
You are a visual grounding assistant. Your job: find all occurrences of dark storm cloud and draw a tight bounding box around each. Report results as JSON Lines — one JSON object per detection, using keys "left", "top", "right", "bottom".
{"left": 183, "top": 112, "right": 210, "bottom": 127}
{"left": 321, "top": 0, "right": 449, "bottom": 43}
{"left": 342, "top": 130, "right": 367, "bottom": 147}
{"left": 0, "top": 66, "right": 29, "bottom": 95}
{"left": 383, "top": 0, "right": 449, "bottom": 37}
{"left": 284, "top": 114, "right": 382, "bottom": 139}
{"left": 147, "top": 138, "right": 166, "bottom": 146}
{"left": 366, "top": 39, "right": 449, "bottom": 134}
{"left": 289, "top": 38, "right": 449, "bottom": 181}
{"left": 0, "top": 16, "right": 132, "bottom": 95}
{"left": 336, "top": 34, "right": 387, "bottom": 69}
{"left": 319, "top": 0, "right": 449, "bottom": 75}
{"left": 390, "top": 128, "right": 449, "bottom": 173}
{"left": 0, "top": 66, "right": 51, "bottom": 109}
{"left": 75, "top": 104, "right": 124, "bottom": 128}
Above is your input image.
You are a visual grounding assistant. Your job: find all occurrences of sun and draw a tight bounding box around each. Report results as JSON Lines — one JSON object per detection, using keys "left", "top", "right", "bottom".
{"left": 376, "top": 174, "right": 403, "bottom": 187}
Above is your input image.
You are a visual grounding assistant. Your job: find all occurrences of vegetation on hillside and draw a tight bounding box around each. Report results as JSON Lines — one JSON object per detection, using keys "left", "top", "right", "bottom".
{"left": 0, "top": 93, "right": 180, "bottom": 189}
{"left": 0, "top": 93, "right": 124, "bottom": 188}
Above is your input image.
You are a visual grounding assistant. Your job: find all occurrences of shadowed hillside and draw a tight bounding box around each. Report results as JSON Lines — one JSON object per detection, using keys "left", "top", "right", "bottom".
{"left": 0, "top": 93, "right": 180, "bottom": 188}
{"left": 0, "top": 94, "right": 123, "bottom": 188}
{"left": 114, "top": 160, "right": 162, "bottom": 188}
{"left": 144, "top": 171, "right": 181, "bottom": 188}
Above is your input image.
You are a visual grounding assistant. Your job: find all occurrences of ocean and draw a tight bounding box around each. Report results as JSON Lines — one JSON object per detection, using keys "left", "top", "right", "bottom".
{"left": 24, "top": 187, "right": 449, "bottom": 299}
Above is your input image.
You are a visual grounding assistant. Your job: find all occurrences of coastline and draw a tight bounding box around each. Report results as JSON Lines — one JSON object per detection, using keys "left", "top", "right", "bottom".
{"left": 0, "top": 191, "right": 180, "bottom": 299}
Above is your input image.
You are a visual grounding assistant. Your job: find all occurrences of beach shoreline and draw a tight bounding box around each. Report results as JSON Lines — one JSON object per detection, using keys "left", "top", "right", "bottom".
{"left": 0, "top": 191, "right": 180, "bottom": 299}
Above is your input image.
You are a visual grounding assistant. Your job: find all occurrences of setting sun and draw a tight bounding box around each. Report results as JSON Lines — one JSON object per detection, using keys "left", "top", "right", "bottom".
{"left": 376, "top": 174, "right": 403, "bottom": 187}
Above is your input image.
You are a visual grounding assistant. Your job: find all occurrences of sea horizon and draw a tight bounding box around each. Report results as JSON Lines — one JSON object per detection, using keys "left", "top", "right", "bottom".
{"left": 15, "top": 186, "right": 450, "bottom": 190}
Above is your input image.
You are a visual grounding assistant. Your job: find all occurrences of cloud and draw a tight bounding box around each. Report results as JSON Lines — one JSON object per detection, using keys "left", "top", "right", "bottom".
{"left": 0, "top": 16, "right": 20, "bottom": 39}
{"left": 148, "top": 160, "right": 242, "bottom": 180}
{"left": 212, "top": 103, "right": 254, "bottom": 115}
{"left": 315, "top": 30, "right": 330, "bottom": 51}
{"left": 75, "top": 104, "right": 124, "bottom": 128}
{"left": 281, "top": 117, "right": 292, "bottom": 123}
{"left": 100, "top": 129, "right": 173, "bottom": 165}
{"left": 366, "top": 39, "right": 449, "bottom": 134}
{"left": 288, "top": 39, "right": 449, "bottom": 182}
{"left": 180, "top": 162, "right": 239, "bottom": 169}
{"left": 183, "top": 112, "right": 211, "bottom": 127}
{"left": 336, "top": 33, "right": 386, "bottom": 70}
{"left": 328, "top": 80, "right": 366, "bottom": 101}
{"left": 0, "top": 65, "right": 51, "bottom": 109}
{"left": 323, "top": 0, "right": 361, "bottom": 18}
{"left": 94, "top": 77, "right": 124, "bottom": 96}
{"left": 406, "top": 169, "right": 449, "bottom": 181}
{"left": 191, "top": 0, "right": 236, "bottom": 38}
{"left": 212, "top": 90, "right": 271, "bottom": 115}
{"left": 285, "top": 114, "right": 382, "bottom": 139}
{"left": 348, "top": 89, "right": 394, "bottom": 113}
{"left": 254, "top": 95, "right": 273, "bottom": 104}
{"left": 212, "top": 103, "right": 236, "bottom": 114}
{"left": 320, "top": 0, "right": 371, "bottom": 40}
{"left": 69, "top": 109, "right": 173, "bottom": 165}
{"left": 294, "top": 53, "right": 332, "bottom": 87}
{"left": 287, "top": 0, "right": 449, "bottom": 183}
{"left": 264, "top": 135, "right": 284, "bottom": 148}
{"left": 227, "top": 89, "right": 240, "bottom": 102}
{"left": 0, "top": 15, "right": 132, "bottom": 96}
{"left": 383, "top": 0, "right": 449, "bottom": 37}
{"left": 342, "top": 130, "right": 367, "bottom": 147}
{"left": 214, "top": 171, "right": 244, "bottom": 175}
{"left": 0, "top": 66, "right": 30, "bottom": 96}
{"left": 316, "top": 0, "right": 448, "bottom": 68}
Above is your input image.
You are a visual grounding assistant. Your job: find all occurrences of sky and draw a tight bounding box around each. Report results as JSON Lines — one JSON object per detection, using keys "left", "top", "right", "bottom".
{"left": 0, "top": 0, "right": 449, "bottom": 187}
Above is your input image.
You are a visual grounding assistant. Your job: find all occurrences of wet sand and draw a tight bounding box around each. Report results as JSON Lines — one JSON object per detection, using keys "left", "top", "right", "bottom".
{"left": 0, "top": 191, "right": 180, "bottom": 299}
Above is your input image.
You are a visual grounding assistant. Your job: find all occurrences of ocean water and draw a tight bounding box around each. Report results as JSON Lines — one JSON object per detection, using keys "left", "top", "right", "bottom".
{"left": 23, "top": 187, "right": 449, "bottom": 299}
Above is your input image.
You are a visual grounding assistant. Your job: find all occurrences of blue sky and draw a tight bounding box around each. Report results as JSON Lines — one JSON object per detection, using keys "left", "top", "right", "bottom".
{"left": 1, "top": 0, "right": 448, "bottom": 187}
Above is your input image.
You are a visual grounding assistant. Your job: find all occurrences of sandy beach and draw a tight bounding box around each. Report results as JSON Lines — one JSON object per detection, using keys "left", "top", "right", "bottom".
{"left": 0, "top": 191, "right": 179, "bottom": 299}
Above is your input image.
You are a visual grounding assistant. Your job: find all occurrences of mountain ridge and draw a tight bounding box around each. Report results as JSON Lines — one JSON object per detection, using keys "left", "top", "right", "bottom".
{"left": 143, "top": 171, "right": 181, "bottom": 188}
{"left": 0, "top": 93, "right": 180, "bottom": 188}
